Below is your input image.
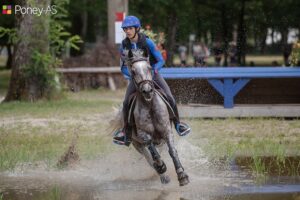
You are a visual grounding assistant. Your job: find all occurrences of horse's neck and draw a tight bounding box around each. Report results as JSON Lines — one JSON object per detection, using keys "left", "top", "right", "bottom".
{"left": 134, "top": 92, "right": 169, "bottom": 136}
{"left": 136, "top": 93, "right": 153, "bottom": 109}
{"left": 136, "top": 92, "right": 166, "bottom": 113}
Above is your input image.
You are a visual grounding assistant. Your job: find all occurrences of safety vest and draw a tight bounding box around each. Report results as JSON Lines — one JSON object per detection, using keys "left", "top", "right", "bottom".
{"left": 122, "top": 33, "right": 157, "bottom": 67}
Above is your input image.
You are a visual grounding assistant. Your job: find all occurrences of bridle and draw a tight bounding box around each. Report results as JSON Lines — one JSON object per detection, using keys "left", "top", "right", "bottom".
{"left": 130, "top": 59, "right": 154, "bottom": 92}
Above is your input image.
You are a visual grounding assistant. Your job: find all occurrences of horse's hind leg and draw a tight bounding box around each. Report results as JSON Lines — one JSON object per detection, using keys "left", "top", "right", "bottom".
{"left": 166, "top": 135, "right": 189, "bottom": 186}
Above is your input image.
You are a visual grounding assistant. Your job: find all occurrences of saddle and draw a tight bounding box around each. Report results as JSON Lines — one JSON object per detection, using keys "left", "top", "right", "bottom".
{"left": 127, "top": 88, "right": 176, "bottom": 126}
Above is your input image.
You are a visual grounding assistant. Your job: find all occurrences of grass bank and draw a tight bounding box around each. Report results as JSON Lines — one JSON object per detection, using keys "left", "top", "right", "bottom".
{"left": 0, "top": 88, "right": 125, "bottom": 172}
{"left": 1, "top": 90, "right": 299, "bottom": 174}
{"left": 187, "top": 118, "right": 300, "bottom": 177}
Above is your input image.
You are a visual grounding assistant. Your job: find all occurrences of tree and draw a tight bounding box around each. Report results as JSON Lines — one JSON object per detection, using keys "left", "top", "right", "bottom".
{"left": 4, "top": 0, "right": 82, "bottom": 102}
{"left": 4, "top": 0, "right": 54, "bottom": 102}
{"left": 69, "top": 0, "right": 107, "bottom": 55}
{"left": 127, "top": 0, "right": 300, "bottom": 65}
{"left": 236, "top": 0, "right": 247, "bottom": 66}
{"left": 0, "top": 1, "right": 15, "bottom": 69}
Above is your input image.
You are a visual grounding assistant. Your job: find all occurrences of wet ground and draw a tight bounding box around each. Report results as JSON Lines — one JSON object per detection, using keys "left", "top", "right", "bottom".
{"left": 0, "top": 140, "right": 299, "bottom": 200}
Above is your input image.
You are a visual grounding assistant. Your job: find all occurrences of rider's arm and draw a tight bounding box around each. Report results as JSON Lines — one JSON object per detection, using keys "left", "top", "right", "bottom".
{"left": 119, "top": 44, "right": 131, "bottom": 79}
{"left": 146, "top": 38, "right": 165, "bottom": 71}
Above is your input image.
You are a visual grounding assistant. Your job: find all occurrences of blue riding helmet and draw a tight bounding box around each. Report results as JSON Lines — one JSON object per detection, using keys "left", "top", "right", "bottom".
{"left": 122, "top": 16, "right": 141, "bottom": 28}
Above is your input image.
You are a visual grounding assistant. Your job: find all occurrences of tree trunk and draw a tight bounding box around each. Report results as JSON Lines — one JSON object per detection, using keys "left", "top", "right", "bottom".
{"left": 221, "top": 3, "right": 229, "bottom": 66}
{"left": 281, "top": 28, "right": 289, "bottom": 66}
{"left": 259, "top": 28, "right": 268, "bottom": 54}
{"left": 81, "top": 0, "right": 88, "bottom": 40}
{"left": 5, "top": 44, "right": 13, "bottom": 69}
{"left": 166, "top": 12, "right": 178, "bottom": 66}
{"left": 237, "top": 0, "right": 246, "bottom": 66}
{"left": 4, "top": 0, "right": 50, "bottom": 102}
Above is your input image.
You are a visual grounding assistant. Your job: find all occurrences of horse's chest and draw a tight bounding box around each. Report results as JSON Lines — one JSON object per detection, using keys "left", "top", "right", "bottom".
{"left": 133, "top": 96, "right": 169, "bottom": 134}
{"left": 134, "top": 106, "right": 155, "bottom": 133}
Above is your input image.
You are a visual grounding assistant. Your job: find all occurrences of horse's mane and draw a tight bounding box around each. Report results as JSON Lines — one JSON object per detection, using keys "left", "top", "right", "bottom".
{"left": 126, "top": 49, "right": 148, "bottom": 66}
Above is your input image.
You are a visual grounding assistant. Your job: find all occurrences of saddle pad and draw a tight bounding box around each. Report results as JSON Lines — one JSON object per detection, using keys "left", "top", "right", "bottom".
{"left": 128, "top": 93, "right": 137, "bottom": 124}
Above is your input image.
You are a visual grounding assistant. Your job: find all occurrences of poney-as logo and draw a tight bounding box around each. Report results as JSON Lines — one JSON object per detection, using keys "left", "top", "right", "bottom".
{"left": 2, "top": 5, "right": 57, "bottom": 16}
{"left": 2, "top": 5, "right": 12, "bottom": 15}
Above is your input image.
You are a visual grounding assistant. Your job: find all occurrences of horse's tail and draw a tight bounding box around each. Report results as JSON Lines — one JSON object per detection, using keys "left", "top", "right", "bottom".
{"left": 107, "top": 105, "right": 124, "bottom": 136}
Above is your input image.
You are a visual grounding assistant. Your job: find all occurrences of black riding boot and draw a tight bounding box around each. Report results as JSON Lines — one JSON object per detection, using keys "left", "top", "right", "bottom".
{"left": 113, "top": 105, "right": 132, "bottom": 146}
{"left": 123, "top": 104, "right": 132, "bottom": 145}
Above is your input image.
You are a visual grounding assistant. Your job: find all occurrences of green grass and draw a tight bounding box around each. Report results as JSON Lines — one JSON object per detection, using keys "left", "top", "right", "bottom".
{"left": 187, "top": 118, "right": 300, "bottom": 158}
{"left": 251, "top": 156, "right": 267, "bottom": 177}
{"left": 0, "top": 69, "right": 124, "bottom": 172}
{"left": 0, "top": 89, "right": 123, "bottom": 171}
{"left": 1, "top": 92, "right": 300, "bottom": 174}
{"left": 0, "top": 56, "right": 7, "bottom": 67}
{"left": 0, "top": 67, "right": 300, "bottom": 175}
{"left": 186, "top": 118, "right": 300, "bottom": 178}
{"left": 0, "top": 123, "right": 115, "bottom": 171}
{"left": 0, "top": 96, "right": 116, "bottom": 118}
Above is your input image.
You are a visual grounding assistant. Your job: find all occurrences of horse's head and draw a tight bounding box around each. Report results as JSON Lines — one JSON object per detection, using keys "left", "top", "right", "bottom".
{"left": 128, "top": 49, "right": 154, "bottom": 102}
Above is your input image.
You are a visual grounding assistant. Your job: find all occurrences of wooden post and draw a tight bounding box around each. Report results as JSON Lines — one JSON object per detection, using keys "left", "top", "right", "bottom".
{"left": 108, "top": 74, "right": 117, "bottom": 91}
{"left": 107, "top": 0, "right": 128, "bottom": 46}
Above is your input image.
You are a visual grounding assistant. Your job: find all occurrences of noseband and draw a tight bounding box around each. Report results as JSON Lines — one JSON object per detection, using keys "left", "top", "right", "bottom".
{"left": 136, "top": 79, "right": 154, "bottom": 91}
{"left": 130, "top": 59, "right": 154, "bottom": 91}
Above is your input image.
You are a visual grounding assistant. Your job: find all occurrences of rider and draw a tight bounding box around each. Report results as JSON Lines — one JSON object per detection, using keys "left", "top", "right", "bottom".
{"left": 113, "top": 16, "right": 191, "bottom": 146}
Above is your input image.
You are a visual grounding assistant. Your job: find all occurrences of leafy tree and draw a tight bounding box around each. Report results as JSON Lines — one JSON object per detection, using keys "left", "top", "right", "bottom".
{"left": 68, "top": 0, "right": 107, "bottom": 55}
{"left": 4, "top": 0, "right": 82, "bottom": 102}
{"left": 0, "top": 0, "right": 15, "bottom": 69}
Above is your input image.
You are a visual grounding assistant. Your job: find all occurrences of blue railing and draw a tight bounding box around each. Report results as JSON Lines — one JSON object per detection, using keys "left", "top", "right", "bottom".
{"left": 160, "top": 67, "right": 300, "bottom": 108}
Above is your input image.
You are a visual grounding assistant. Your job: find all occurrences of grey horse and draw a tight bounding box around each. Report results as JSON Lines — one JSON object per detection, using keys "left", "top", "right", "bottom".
{"left": 116, "top": 49, "right": 189, "bottom": 186}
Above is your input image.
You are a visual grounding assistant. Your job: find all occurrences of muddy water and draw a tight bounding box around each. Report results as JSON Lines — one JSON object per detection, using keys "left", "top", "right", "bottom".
{"left": 0, "top": 140, "right": 299, "bottom": 200}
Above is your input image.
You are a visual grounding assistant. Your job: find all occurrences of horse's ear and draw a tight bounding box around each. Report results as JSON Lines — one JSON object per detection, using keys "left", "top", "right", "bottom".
{"left": 128, "top": 49, "right": 133, "bottom": 59}
{"left": 142, "top": 47, "right": 148, "bottom": 58}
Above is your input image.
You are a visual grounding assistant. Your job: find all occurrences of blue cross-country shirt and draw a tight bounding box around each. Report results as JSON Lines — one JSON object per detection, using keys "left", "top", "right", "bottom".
{"left": 119, "top": 38, "right": 165, "bottom": 79}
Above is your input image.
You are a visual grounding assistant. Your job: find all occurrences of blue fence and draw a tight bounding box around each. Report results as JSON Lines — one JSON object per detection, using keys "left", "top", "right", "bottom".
{"left": 160, "top": 67, "right": 300, "bottom": 108}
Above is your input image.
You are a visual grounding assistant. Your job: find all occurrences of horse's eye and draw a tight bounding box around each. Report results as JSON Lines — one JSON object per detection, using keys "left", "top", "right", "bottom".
{"left": 131, "top": 70, "right": 135, "bottom": 75}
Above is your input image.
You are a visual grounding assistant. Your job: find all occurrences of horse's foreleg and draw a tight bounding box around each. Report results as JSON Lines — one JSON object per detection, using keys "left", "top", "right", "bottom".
{"left": 147, "top": 143, "right": 170, "bottom": 184}
{"left": 166, "top": 135, "right": 189, "bottom": 186}
{"left": 148, "top": 143, "right": 166, "bottom": 173}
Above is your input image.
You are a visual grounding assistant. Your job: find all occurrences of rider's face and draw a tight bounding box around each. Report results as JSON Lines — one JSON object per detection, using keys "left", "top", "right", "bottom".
{"left": 123, "top": 26, "right": 136, "bottom": 38}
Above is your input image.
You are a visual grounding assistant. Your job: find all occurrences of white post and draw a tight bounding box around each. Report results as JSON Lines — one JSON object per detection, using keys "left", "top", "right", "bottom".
{"left": 107, "top": 0, "right": 128, "bottom": 46}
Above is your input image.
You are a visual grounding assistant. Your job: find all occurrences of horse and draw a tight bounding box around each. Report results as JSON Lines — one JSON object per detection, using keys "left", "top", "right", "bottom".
{"left": 114, "top": 48, "right": 189, "bottom": 186}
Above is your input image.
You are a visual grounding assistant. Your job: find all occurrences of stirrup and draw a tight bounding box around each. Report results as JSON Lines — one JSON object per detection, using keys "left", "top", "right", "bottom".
{"left": 113, "top": 139, "right": 126, "bottom": 145}
{"left": 113, "top": 129, "right": 131, "bottom": 146}
{"left": 175, "top": 122, "right": 191, "bottom": 136}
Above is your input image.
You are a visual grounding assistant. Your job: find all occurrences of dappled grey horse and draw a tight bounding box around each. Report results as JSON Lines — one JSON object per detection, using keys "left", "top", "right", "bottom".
{"left": 122, "top": 49, "right": 189, "bottom": 186}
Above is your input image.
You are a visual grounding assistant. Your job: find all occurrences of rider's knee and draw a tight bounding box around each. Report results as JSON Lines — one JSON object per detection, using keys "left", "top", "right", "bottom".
{"left": 167, "top": 96, "right": 176, "bottom": 107}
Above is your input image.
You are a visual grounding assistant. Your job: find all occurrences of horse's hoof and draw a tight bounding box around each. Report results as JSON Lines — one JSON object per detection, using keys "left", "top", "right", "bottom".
{"left": 154, "top": 161, "right": 167, "bottom": 174}
{"left": 178, "top": 172, "right": 189, "bottom": 186}
{"left": 160, "top": 174, "right": 170, "bottom": 184}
